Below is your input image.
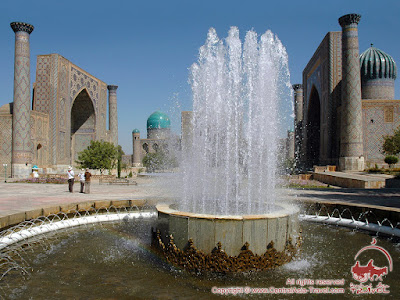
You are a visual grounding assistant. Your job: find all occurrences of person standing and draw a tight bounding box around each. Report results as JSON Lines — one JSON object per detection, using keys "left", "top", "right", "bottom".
{"left": 78, "top": 169, "right": 85, "bottom": 193}
{"left": 67, "top": 166, "right": 75, "bottom": 193}
{"left": 84, "top": 168, "right": 92, "bottom": 194}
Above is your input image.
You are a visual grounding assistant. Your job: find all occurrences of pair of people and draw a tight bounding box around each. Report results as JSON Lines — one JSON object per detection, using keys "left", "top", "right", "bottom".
{"left": 78, "top": 168, "right": 92, "bottom": 193}
{"left": 68, "top": 167, "right": 91, "bottom": 193}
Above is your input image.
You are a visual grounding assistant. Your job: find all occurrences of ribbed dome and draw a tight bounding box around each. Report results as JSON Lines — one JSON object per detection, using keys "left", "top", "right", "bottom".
{"left": 360, "top": 45, "right": 397, "bottom": 80}
{"left": 147, "top": 111, "right": 171, "bottom": 129}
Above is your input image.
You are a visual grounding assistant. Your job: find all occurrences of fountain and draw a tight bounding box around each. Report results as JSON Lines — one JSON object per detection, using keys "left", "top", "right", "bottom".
{"left": 153, "top": 27, "right": 300, "bottom": 272}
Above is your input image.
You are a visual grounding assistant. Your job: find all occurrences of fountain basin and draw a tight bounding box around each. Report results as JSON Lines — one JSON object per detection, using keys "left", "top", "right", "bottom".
{"left": 154, "top": 203, "right": 300, "bottom": 272}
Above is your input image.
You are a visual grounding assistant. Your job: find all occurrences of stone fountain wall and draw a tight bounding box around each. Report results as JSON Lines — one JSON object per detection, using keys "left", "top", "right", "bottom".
{"left": 156, "top": 204, "right": 299, "bottom": 256}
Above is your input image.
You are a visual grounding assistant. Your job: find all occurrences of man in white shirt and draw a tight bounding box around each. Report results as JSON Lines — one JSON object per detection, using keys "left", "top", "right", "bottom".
{"left": 67, "top": 166, "right": 75, "bottom": 193}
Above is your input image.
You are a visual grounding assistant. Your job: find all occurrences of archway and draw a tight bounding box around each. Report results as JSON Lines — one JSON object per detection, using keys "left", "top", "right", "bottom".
{"left": 143, "top": 143, "right": 149, "bottom": 153}
{"left": 34, "top": 143, "right": 44, "bottom": 166}
{"left": 153, "top": 143, "right": 159, "bottom": 152}
{"left": 306, "top": 86, "right": 321, "bottom": 166}
{"left": 71, "top": 89, "right": 96, "bottom": 164}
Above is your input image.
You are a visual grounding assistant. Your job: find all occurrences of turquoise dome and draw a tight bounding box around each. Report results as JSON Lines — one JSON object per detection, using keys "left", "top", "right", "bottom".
{"left": 147, "top": 111, "right": 171, "bottom": 129}
{"left": 132, "top": 128, "right": 140, "bottom": 133}
{"left": 360, "top": 45, "right": 397, "bottom": 80}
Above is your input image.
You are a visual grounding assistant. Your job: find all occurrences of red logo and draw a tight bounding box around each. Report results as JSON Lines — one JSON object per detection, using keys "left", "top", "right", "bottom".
{"left": 350, "top": 238, "right": 393, "bottom": 283}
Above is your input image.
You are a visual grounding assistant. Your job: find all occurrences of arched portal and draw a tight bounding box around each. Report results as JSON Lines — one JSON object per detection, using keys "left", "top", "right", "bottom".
{"left": 71, "top": 89, "right": 96, "bottom": 164}
{"left": 306, "top": 87, "right": 321, "bottom": 166}
{"left": 143, "top": 143, "right": 149, "bottom": 153}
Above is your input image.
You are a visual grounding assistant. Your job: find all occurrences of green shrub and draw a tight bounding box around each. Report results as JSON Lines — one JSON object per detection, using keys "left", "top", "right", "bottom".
{"left": 367, "top": 164, "right": 381, "bottom": 173}
{"left": 384, "top": 155, "right": 399, "bottom": 168}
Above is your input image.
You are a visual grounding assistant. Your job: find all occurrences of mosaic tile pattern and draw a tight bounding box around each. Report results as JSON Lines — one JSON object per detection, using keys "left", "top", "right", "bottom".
{"left": 362, "top": 101, "right": 400, "bottom": 161}
{"left": 301, "top": 32, "right": 342, "bottom": 165}
{"left": 31, "top": 111, "right": 49, "bottom": 167}
{"left": 107, "top": 85, "right": 118, "bottom": 146}
{"left": 34, "top": 56, "right": 51, "bottom": 113}
{"left": 339, "top": 15, "right": 364, "bottom": 159}
{"left": 32, "top": 54, "right": 110, "bottom": 167}
{"left": 70, "top": 67, "right": 99, "bottom": 109}
{"left": 0, "top": 115, "right": 12, "bottom": 178}
{"left": 57, "top": 57, "right": 69, "bottom": 164}
{"left": 12, "top": 29, "right": 33, "bottom": 164}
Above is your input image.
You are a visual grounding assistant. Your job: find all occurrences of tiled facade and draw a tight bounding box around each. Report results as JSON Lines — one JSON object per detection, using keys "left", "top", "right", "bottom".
{"left": 296, "top": 14, "right": 399, "bottom": 169}
{"left": 32, "top": 54, "right": 111, "bottom": 168}
{"left": 301, "top": 32, "right": 342, "bottom": 166}
{"left": 362, "top": 100, "right": 400, "bottom": 164}
{"left": 0, "top": 23, "right": 118, "bottom": 177}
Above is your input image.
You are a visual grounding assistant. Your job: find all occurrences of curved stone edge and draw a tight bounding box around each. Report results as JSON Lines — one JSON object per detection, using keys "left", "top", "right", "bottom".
{"left": 151, "top": 230, "right": 301, "bottom": 273}
{"left": 0, "top": 199, "right": 150, "bottom": 231}
{"left": 156, "top": 203, "right": 299, "bottom": 220}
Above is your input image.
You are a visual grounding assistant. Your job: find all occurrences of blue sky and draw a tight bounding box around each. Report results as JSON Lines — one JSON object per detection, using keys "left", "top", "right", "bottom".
{"left": 1, "top": 0, "right": 399, "bottom": 153}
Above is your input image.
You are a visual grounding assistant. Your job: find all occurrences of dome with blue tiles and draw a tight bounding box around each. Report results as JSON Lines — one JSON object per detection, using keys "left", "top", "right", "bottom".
{"left": 147, "top": 111, "right": 171, "bottom": 129}
{"left": 360, "top": 45, "right": 397, "bottom": 80}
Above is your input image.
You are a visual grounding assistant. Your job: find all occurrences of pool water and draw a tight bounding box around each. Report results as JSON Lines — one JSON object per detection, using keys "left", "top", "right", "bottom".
{"left": 1, "top": 217, "right": 399, "bottom": 299}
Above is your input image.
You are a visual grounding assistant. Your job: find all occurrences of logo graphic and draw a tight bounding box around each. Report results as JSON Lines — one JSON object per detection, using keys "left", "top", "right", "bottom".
{"left": 351, "top": 260, "right": 388, "bottom": 282}
{"left": 350, "top": 238, "right": 393, "bottom": 283}
{"left": 349, "top": 238, "right": 392, "bottom": 295}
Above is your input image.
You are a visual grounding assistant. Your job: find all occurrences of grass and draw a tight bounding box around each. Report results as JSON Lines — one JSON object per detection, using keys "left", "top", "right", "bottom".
{"left": 281, "top": 178, "right": 332, "bottom": 189}
{"left": 366, "top": 167, "right": 400, "bottom": 176}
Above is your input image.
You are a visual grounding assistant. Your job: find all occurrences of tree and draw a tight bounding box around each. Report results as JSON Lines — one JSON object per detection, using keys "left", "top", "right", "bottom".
{"left": 142, "top": 149, "right": 178, "bottom": 172}
{"left": 383, "top": 126, "right": 400, "bottom": 155}
{"left": 76, "top": 140, "right": 118, "bottom": 174}
{"left": 384, "top": 155, "right": 399, "bottom": 169}
{"left": 117, "top": 145, "right": 125, "bottom": 178}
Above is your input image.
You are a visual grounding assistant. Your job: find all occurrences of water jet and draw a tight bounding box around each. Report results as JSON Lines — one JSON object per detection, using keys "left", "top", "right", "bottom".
{"left": 153, "top": 27, "right": 298, "bottom": 271}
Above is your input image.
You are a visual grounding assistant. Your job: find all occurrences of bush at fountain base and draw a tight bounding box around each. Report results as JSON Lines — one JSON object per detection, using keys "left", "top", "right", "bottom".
{"left": 153, "top": 204, "right": 301, "bottom": 273}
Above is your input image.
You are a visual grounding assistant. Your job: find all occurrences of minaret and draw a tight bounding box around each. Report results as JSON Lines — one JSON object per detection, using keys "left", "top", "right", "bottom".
{"left": 338, "top": 14, "right": 364, "bottom": 171}
{"left": 181, "top": 111, "right": 194, "bottom": 153}
{"left": 107, "top": 85, "right": 118, "bottom": 146}
{"left": 10, "top": 22, "right": 34, "bottom": 178}
{"left": 287, "top": 130, "right": 295, "bottom": 160}
{"left": 132, "top": 129, "right": 141, "bottom": 166}
{"left": 292, "top": 84, "right": 303, "bottom": 167}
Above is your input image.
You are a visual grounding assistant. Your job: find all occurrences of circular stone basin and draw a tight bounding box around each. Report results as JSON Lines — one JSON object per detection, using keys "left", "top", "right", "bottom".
{"left": 155, "top": 203, "right": 300, "bottom": 270}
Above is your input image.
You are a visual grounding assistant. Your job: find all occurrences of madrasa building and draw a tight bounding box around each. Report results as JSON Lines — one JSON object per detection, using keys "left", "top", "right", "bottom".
{"left": 126, "top": 110, "right": 180, "bottom": 168}
{"left": 0, "top": 22, "right": 119, "bottom": 178}
{"left": 293, "top": 13, "right": 398, "bottom": 171}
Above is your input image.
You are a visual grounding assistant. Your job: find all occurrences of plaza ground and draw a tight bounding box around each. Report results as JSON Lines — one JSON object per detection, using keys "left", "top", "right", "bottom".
{"left": 0, "top": 176, "right": 399, "bottom": 224}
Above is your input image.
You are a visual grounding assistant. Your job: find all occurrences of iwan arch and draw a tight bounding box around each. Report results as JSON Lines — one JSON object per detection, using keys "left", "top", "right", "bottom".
{"left": 0, "top": 22, "right": 118, "bottom": 178}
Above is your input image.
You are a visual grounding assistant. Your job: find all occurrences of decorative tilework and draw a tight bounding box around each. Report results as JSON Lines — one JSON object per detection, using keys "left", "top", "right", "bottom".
{"left": 384, "top": 106, "right": 394, "bottom": 123}
{"left": 0, "top": 115, "right": 12, "bottom": 178}
{"left": 30, "top": 111, "right": 49, "bottom": 167}
{"left": 50, "top": 54, "right": 59, "bottom": 165}
{"left": 362, "top": 101, "right": 400, "bottom": 161}
{"left": 12, "top": 29, "right": 32, "bottom": 165}
{"left": 107, "top": 85, "right": 118, "bottom": 146}
{"left": 99, "top": 84, "right": 108, "bottom": 140}
{"left": 339, "top": 17, "right": 363, "bottom": 160}
{"left": 7, "top": 33, "right": 111, "bottom": 171}
{"left": 59, "top": 131, "right": 65, "bottom": 160}
{"left": 70, "top": 67, "right": 99, "bottom": 109}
